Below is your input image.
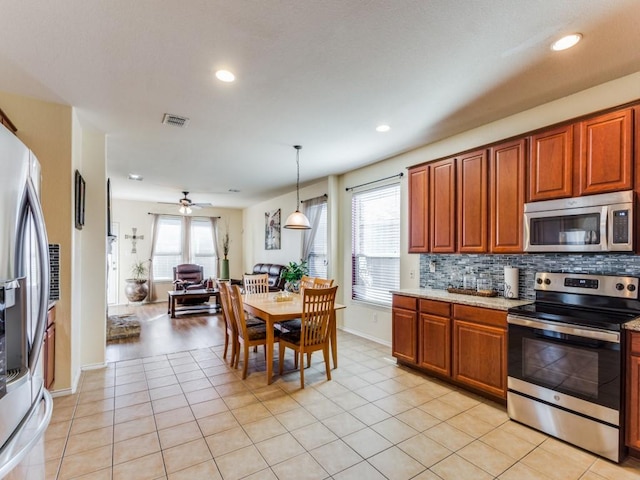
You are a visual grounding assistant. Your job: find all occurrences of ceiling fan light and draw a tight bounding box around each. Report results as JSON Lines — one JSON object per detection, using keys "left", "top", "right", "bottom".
{"left": 179, "top": 205, "right": 192, "bottom": 215}
{"left": 284, "top": 210, "right": 311, "bottom": 229}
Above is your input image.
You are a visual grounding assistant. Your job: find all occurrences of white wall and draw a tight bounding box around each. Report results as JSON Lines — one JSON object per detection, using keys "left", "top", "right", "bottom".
{"left": 111, "top": 199, "right": 244, "bottom": 304}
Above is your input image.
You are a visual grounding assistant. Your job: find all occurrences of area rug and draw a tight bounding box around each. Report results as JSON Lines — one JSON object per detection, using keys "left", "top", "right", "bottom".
{"left": 107, "top": 314, "right": 141, "bottom": 341}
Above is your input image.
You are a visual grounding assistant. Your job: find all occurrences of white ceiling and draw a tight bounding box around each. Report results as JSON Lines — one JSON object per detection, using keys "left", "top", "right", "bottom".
{"left": 0, "top": 1, "right": 639, "bottom": 208}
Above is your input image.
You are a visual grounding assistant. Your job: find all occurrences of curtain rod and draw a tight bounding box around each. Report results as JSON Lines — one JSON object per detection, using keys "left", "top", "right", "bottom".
{"left": 147, "top": 213, "right": 221, "bottom": 218}
{"left": 300, "top": 193, "right": 327, "bottom": 203}
{"left": 345, "top": 172, "right": 404, "bottom": 192}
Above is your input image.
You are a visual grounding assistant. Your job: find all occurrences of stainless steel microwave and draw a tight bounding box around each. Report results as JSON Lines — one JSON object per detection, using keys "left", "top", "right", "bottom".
{"left": 524, "top": 190, "right": 633, "bottom": 252}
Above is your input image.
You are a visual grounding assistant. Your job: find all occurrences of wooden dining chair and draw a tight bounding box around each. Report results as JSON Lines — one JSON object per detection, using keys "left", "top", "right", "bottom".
{"left": 313, "top": 277, "right": 334, "bottom": 288}
{"left": 229, "top": 284, "right": 279, "bottom": 379}
{"left": 278, "top": 286, "right": 338, "bottom": 388}
{"left": 300, "top": 275, "right": 315, "bottom": 289}
{"left": 243, "top": 273, "right": 269, "bottom": 294}
{"left": 216, "top": 281, "right": 238, "bottom": 365}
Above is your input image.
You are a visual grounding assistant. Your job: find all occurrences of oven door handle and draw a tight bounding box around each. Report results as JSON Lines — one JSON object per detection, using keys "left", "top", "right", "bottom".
{"left": 507, "top": 315, "right": 620, "bottom": 343}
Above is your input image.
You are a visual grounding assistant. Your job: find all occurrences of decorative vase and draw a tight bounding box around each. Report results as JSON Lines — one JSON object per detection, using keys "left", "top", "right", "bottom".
{"left": 220, "top": 258, "right": 230, "bottom": 280}
{"left": 285, "top": 280, "right": 300, "bottom": 293}
{"left": 124, "top": 279, "right": 149, "bottom": 303}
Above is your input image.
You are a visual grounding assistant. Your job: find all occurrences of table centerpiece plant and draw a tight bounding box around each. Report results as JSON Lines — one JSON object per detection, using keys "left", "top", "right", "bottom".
{"left": 282, "top": 260, "right": 309, "bottom": 293}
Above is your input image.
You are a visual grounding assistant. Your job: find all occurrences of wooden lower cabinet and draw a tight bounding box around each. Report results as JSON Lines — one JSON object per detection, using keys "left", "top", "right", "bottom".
{"left": 418, "top": 299, "right": 451, "bottom": 376}
{"left": 626, "top": 331, "right": 640, "bottom": 449}
{"left": 44, "top": 305, "right": 56, "bottom": 389}
{"left": 392, "top": 296, "right": 418, "bottom": 364}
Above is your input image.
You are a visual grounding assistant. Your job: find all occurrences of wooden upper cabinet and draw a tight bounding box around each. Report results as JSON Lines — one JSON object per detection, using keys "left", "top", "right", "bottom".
{"left": 529, "top": 125, "right": 573, "bottom": 201}
{"left": 490, "top": 139, "right": 526, "bottom": 253}
{"left": 579, "top": 108, "right": 633, "bottom": 195}
{"left": 457, "top": 150, "right": 488, "bottom": 252}
{"left": 430, "top": 158, "right": 456, "bottom": 253}
{"left": 408, "top": 165, "right": 429, "bottom": 253}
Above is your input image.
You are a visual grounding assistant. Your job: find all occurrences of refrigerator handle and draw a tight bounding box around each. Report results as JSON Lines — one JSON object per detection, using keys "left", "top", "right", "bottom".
{"left": 16, "top": 178, "right": 50, "bottom": 372}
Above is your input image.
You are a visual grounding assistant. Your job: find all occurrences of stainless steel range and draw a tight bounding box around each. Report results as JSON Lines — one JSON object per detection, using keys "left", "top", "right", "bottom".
{"left": 507, "top": 272, "right": 640, "bottom": 462}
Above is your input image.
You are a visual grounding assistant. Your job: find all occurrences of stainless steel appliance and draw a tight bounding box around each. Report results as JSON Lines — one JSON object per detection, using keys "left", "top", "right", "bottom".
{"left": 523, "top": 190, "right": 633, "bottom": 252}
{"left": 0, "top": 124, "right": 52, "bottom": 476}
{"left": 507, "top": 272, "right": 640, "bottom": 462}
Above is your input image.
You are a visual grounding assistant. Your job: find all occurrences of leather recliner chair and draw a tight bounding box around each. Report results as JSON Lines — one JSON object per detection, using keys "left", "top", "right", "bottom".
{"left": 173, "top": 264, "right": 210, "bottom": 304}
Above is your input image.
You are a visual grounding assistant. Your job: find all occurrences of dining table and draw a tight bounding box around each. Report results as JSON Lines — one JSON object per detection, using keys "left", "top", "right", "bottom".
{"left": 242, "top": 291, "right": 346, "bottom": 384}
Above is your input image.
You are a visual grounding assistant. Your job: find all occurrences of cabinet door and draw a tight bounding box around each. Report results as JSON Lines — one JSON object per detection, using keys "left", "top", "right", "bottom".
{"left": 453, "top": 319, "right": 507, "bottom": 399}
{"left": 457, "top": 149, "right": 488, "bottom": 252}
{"left": 392, "top": 308, "right": 417, "bottom": 364}
{"left": 490, "top": 139, "right": 526, "bottom": 253}
{"left": 430, "top": 158, "right": 456, "bottom": 253}
{"left": 627, "top": 332, "right": 640, "bottom": 448}
{"left": 408, "top": 165, "right": 429, "bottom": 253}
{"left": 44, "top": 324, "right": 55, "bottom": 389}
{"left": 579, "top": 108, "right": 633, "bottom": 195}
{"left": 418, "top": 313, "right": 450, "bottom": 376}
{"left": 529, "top": 125, "right": 573, "bottom": 201}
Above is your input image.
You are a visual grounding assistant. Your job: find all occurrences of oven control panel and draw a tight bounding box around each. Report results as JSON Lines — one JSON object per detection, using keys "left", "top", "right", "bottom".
{"left": 535, "top": 272, "right": 639, "bottom": 299}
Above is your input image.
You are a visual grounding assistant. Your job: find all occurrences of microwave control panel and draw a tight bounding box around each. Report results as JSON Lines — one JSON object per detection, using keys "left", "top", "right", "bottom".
{"left": 612, "top": 210, "right": 629, "bottom": 244}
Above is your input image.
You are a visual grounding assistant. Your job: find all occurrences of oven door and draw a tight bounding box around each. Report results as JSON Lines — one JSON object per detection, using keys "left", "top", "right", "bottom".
{"left": 507, "top": 315, "right": 621, "bottom": 422}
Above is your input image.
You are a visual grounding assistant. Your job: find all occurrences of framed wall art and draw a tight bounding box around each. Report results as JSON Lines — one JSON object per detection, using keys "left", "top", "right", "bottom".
{"left": 265, "top": 208, "right": 281, "bottom": 250}
{"left": 75, "top": 170, "right": 86, "bottom": 230}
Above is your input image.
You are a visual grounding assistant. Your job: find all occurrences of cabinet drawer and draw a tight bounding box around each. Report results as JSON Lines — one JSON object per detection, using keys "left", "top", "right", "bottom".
{"left": 420, "top": 299, "right": 450, "bottom": 317}
{"left": 393, "top": 295, "right": 417, "bottom": 311}
{"left": 630, "top": 331, "right": 640, "bottom": 355}
{"left": 453, "top": 304, "right": 506, "bottom": 329}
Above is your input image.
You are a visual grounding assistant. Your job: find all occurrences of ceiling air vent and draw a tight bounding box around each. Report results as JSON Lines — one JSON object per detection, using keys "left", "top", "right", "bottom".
{"left": 162, "top": 113, "right": 190, "bottom": 128}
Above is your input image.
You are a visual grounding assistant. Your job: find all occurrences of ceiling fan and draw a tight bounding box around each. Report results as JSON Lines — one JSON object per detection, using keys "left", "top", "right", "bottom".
{"left": 159, "top": 191, "right": 212, "bottom": 213}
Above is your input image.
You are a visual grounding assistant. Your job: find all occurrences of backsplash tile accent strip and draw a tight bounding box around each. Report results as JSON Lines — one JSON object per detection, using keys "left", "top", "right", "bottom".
{"left": 419, "top": 253, "right": 640, "bottom": 300}
{"left": 49, "top": 244, "right": 60, "bottom": 301}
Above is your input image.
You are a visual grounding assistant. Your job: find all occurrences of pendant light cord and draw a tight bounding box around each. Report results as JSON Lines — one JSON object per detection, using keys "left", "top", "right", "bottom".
{"left": 294, "top": 145, "right": 302, "bottom": 210}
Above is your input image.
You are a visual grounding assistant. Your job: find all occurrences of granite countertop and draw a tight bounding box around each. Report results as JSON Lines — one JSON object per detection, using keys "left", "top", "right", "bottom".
{"left": 624, "top": 318, "right": 640, "bottom": 331}
{"left": 391, "top": 288, "right": 533, "bottom": 311}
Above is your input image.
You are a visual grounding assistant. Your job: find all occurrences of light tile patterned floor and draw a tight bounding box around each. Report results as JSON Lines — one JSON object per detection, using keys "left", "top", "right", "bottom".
{"left": 7, "top": 330, "right": 640, "bottom": 479}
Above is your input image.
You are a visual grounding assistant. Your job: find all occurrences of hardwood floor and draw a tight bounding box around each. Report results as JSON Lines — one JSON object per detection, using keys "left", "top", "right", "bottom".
{"left": 106, "top": 302, "right": 225, "bottom": 363}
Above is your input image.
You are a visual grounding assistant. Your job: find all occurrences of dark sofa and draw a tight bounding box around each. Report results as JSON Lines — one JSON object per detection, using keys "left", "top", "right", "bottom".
{"left": 251, "top": 263, "right": 286, "bottom": 292}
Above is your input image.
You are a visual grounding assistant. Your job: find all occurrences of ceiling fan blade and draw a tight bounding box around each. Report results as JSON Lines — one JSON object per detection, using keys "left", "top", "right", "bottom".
{"left": 193, "top": 203, "right": 213, "bottom": 208}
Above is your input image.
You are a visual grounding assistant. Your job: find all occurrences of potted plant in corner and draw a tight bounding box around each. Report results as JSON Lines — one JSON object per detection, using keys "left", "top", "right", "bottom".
{"left": 282, "top": 260, "right": 309, "bottom": 293}
{"left": 124, "top": 260, "right": 149, "bottom": 303}
{"left": 220, "top": 226, "right": 230, "bottom": 280}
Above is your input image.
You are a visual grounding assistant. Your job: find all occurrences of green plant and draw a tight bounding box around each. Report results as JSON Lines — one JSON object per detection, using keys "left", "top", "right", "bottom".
{"left": 130, "top": 260, "right": 148, "bottom": 281}
{"left": 220, "top": 221, "right": 230, "bottom": 259}
{"left": 281, "top": 260, "right": 309, "bottom": 283}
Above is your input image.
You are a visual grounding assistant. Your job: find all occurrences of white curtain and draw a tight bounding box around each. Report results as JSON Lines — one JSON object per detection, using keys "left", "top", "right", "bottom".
{"left": 182, "top": 216, "right": 192, "bottom": 263}
{"left": 210, "top": 217, "right": 220, "bottom": 277}
{"left": 147, "top": 214, "right": 160, "bottom": 302}
{"left": 302, "top": 195, "right": 327, "bottom": 259}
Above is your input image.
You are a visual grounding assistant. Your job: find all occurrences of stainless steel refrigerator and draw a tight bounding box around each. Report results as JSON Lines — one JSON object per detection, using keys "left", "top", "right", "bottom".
{"left": 0, "top": 124, "right": 53, "bottom": 476}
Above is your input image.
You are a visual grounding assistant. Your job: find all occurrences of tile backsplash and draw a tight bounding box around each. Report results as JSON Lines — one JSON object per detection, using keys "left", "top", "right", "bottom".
{"left": 419, "top": 253, "right": 640, "bottom": 300}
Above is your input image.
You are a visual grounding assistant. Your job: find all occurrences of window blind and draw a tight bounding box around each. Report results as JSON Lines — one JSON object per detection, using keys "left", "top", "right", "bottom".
{"left": 307, "top": 201, "right": 328, "bottom": 278}
{"left": 191, "top": 218, "right": 217, "bottom": 279}
{"left": 351, "top": 183, "right": 401, "bottom": 306}
{"left": 152, "top": 216, "right": 183, "bottom": 280}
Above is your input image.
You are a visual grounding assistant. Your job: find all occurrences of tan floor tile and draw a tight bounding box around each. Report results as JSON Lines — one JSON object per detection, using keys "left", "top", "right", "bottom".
{"left": 498, "top": 462, "right": 553, "bottom": 480}
{"left": 158, "top": 420, "right": 203, "bottom": 449}
{"left": 458, "top": 440, "right": 516, "bottom": 476}
{"left": 353, "top": 384, "right": 389, "bottom": 402}
{"left": 162, "top": 438, "right": 213, "bottom": 474}
{"left": 287, "top": 385, "right": 327, "bottom": 405}
{"left": 44, "top": 419, "right": 71, "bottom": 441}
{"left": 114, "top": 415, "right": 157, "bottom": 443}
{"left": 262, "top": 394, "right": 301, "bottom": 415}
{"left": 53, "top": 394, "right": 79, "bottom": 410}
{"left": 70, "top": 411, "right": 114, "bottom": 435}
{"left": 243, "top": 416, "right": 287, "bottom": 443}
{"left": 498, "top": 420, "right": 548, "bottom": 445}
{"left": 114, "top": 390, "right": 151, "bottom": 409}
{"left": 419, "top": 398, "right": 467, "bottom": 421}
{"left": 115, "top": 372, "right": 146, "bottom": 386}
{"left": 371, "top": 417, "right": 419, "bottom": 444}
{"left": 167, "top": 459, "right": 222, "bottom": 480}
{"left": 521, "top": 447, "right": 589, "bottom": 480}
{"left": 179, "top": 377, "right": 213, "bottom": 393}
{"left": 205, "top": 425, "right": 252, "bottom": 456}
{"left": 372, "top": 395, "right": 413, "bottom": 415}
{"left": 425, "top": 422, "right": 474, "bottom": 451}
{"left": 43, "top": 436, "right": 66, "bottom": 462}
{"left": 154, "top": 406, "right": 195, "bottom": 430}
{"left": 410, "top": 469, "right": 446, "bottom": 480}
{"left": 215, "top": 445, "right": 269, "bottom": 480}
{"left": 152, "top": 393, "right": 189, "bottom": 413}
{"left": 112, "top": 451, "right": 166, "bottom": 480}
{"left": 466, "top": 401, "right": 509, "bottom": 426}
{"left": 185, "top": 386, "right": 220, "bottom": 405}
{"left": 256, "top": 432, "right": 306, "bottom": 465}
{"left": 538, "top": 437, "right": 597, "bottom": 470}
{"left": 332, "top": 391, "right": 369, "bottom": 410}
{"left": 332, "top": 460, "right": 387, "bottom": 480}
{"left": 431, "top": 453, "right": 493, "bottom": 480}
{"left": 271, "top": 452, "right": 328, "bottom": 480}
{"left": 197, "top": 410, "right": 240, "bottom": 436}
{"left": 177, "top": 368, "right": 206, "bottom": 383}
{"left": 78, "top": 387, "right": 115, "bottom": 404}
{"left": 50, "top": 405, "right": 75, "bottom": 425}
{"left": 58, "top": 445, "right": 112, "bottom": 480}
{"left": 395, "top": 407, "right": 441, "bottom": 432}
{"left": 115, "top": 401, "right": 154, "bottom": 424}
{"left": 221, "top": 391, "right": 258, "bottom": 409}
{"left": 214, "top": 380, "right": 249, "bottom": 396}
{"left": 588, "top": 457, "right": 640, "bottom": 480}
{"left": 368, "top": 446, "right": 426, "bottom": 480}
{"left": 304, "top": 398, "right": 346, "bottom": 420}
{"left": 447, "top": 411, "right": 495, "bottom": 438}
{"left": 349, "top": 403, "right": 391, "bottom": 425}
{"left": 322, "top": 412, "right": 367, "bottom": 437}
{"left": 291, "top": 421, "right": 338, "bottom": 450}
{"left": 341, "top": 427, "right": 393, "bottom": 458}
{"left": 579, "top": 473, "right": 609, "bottom": 480}
{"left": 146, "top": 374, "right": 178, "bottom": 389}
{"left": 65, "top": 425, "right": 113, "bottom": 456}
{"left": 73, "top": 398, "right": 114, "bottom": 418}
{"left": 115, "top": 380, "right": 149, "bottom": 397}
{"left": 113, "top": 431, "right": 160, "bottom": 465}
{"left": 190, "top": 397, "right": 228, "bottom": 419}
{"left": 310, "top": 439, "right": 363, "bottom": 475}
{"left": 232, "top": 402, "right": 272, "bottom": 424}
{"left": 149, "top": 384, "right": 183, "bottom": 401}
{"left": 481, "top": 428, "right": 537, "bottom": 460}
{"left": 397, "top": 433, "right": 452, "bottom": 468}
{"left": 438, "top": 390, "right": 482, "bottom": 409}
{"left": 242, "top": 467, "right": 279, "bottom": 480}
{"left": 276, "top": 407, "right": 318, "bottom": 431}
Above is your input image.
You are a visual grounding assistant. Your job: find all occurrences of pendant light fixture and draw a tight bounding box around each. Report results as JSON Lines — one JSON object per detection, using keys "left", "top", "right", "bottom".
{"left": 284, "top": 145, "right": 311, "bottom": 230}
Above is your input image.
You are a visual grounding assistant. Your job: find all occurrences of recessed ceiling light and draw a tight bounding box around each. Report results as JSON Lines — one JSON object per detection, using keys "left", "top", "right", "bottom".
{"left": 376, "top": 124, "right": 391, "bottom": 132}
{"left": 128, "top": 174, "right": 143, "bottom": 181}
{"left": 215, "top": 70, "right": 235, "bottom": 82}
{"left": 551, "top": 33, "right": 582, "bottom": 51}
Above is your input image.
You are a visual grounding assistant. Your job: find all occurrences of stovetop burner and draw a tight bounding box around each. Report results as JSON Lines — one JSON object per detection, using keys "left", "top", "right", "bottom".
{"left": 507, "top": 272, "right": 640, "bottom": 332}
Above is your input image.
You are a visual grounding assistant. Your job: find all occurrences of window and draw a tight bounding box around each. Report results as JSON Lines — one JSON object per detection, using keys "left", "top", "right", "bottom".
{"left": 351, "top": 183, "right": 400, "bottom": 306}
{"left": 305, "top": 200, "right": 328, "bottom": 278}
{"left": 152, "top": 216, "right": 183, "bottom": 281}
{"left": 191, "top": 218, "right": 216, "bottom": 278}
{"left": 152, "top": 216, "right": 219, "bottom": 281}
